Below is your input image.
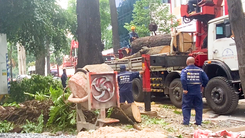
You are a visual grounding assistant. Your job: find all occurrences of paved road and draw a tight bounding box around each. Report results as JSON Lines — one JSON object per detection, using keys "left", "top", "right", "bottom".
{"left": 207, "top": 100, "right": 245, "bottom": 121}
{"left": 150, "top": 96, "right": 245, "bottom": 121}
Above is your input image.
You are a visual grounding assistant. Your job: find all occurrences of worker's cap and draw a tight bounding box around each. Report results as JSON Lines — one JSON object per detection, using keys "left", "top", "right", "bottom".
{"left": 131, "top": 26, "right": 136, "bottom": 30}
{"left": 120, "top": 65, "right": 126, "bottom": 69}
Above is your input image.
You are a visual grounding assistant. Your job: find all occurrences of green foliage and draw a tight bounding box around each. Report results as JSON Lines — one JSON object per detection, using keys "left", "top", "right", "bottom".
{"left": 106, "top": 107, "right": 113, "bottom": 118}
{"left": 124, "top": 125, "right": 134, "bottom": 129}
{"left": 124, "top": 0, "right": 178, "bottom": 37}
{"left": 100, "top": 0, "right": 113, "bottom": 50}
{"left": 3, "top": 102, "right": 20, "bottom": 108}
{"left": 8, "top": 75, "right": 63, "bottom": 103}
{"left": 27, "top": 61, "right": 35, "bottom": 67}
{"left": 159, "top": 104, "right": 176, "bottom": 109}
{"left": 67, "top": 0, "right": 112, "bottom": 50}
{"left": 103, "top": 29, "right": 113, "bottom": 50}
{"left": 173, "top": 110, "right": 182, "bottom": 115}
{"left": 0, "top": 120, "right": 13, "bottom": 133}
{"left": 94, "top": 109, "right": 100, "bottom": 115}
{"left": 47, "top": 88, "right": 76, "bottom": 130}
{"left": 141, "top": 115, "right": 168, "bottom": 126}
{"left": 66, "top": 0, "right": 78, "bottom": 39}
{"left": 22, "top": 114, "right": 44, "bottom": 133}
{"left": 166, "top": 127, "right": 176, "bottom": 132}
{"left": 177, "top": 135, "right": 183, "bottom": 138}
{"left": 0, "top": 0, "right": 69, "bottom": 74}
{"left": 202, "top": 120, "right": 211, "bottom": 124}
{"left": 24, "top": 92, "right": 49, "bottom": 102}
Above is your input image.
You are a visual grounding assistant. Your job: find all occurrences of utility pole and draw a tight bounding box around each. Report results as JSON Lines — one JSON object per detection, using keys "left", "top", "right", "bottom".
{"left": 109, "top": 0, "right": 121, "bottom": 56}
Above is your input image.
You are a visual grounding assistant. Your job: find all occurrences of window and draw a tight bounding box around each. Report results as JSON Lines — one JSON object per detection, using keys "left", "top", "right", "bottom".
{"left": 72, "top": 48, "right": 78, "bottom": 57}
{"left": 216, "top": 23, "right": 225, "bottom": 39}
{"left": 216, "top": 26, "right": 223, "bottom": 35}
{"left": 162, "top": 0, "right": 170, "bottom": 3}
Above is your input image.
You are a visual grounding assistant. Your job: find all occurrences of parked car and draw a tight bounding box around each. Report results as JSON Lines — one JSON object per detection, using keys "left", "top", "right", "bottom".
{"left": 16, "top": 75, "right": 31, "bottom": 82}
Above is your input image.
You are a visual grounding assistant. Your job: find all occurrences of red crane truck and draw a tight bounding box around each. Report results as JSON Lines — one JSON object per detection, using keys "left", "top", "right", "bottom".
{"left": 106, "top": 0, "right": 242, "bottom": 114}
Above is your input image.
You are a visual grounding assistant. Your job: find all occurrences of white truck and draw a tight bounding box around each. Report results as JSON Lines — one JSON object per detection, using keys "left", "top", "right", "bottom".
{"left": 106, "top": 15, "right": 241, "bottom": 114}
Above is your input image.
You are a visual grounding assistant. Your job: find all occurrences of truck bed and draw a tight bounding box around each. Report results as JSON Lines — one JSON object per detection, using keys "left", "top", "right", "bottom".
{"left": 105, "top": 54, "right": 188, "bottom": 72}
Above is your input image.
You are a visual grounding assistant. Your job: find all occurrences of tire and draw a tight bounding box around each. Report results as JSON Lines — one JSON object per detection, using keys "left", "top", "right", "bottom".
{"left": 132, "top": 78, "right": 144, "bottom": 102}
{"left": 169, "top": 78, "right": 183, "bottom": 108}
{"left": 205, "top": 77, "right": 239, "bottom": 114}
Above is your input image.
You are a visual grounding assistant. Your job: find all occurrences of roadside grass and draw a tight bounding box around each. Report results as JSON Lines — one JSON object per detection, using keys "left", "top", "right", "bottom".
{"left": 202, "top": 120, "right": 211, "bottom": 125}
{"left": 173, "top": 110, "right": 182, "bottom": 115}
{"left": 177, "top": 134, "right": 183, "bottom": 138}
{"left": 124, "top": 125, "right": 134, "bottom": 130}
{"left": 159, "top": 105, "right": 177, "bottom": 109}
{"left": 141, "top": 115, "right": 168, "bottom": 126}
{"left": 166, "top": 127, "right": 176, "bottom": 132}
{"left": 0, "top": 120, "right": 13, "bottom": 133}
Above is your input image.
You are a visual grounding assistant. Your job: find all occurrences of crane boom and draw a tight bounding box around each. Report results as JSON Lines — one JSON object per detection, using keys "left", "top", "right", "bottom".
{"left": 180, "top": 0, "right": 224, "bottom": 66}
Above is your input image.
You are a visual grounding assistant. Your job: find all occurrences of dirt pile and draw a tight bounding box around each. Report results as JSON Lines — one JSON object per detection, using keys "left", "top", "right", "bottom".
{"left": 77, "top": 126, "right": 167, "bottom": 138}
{"left": 0, "top": 100, "right": 53, "bottom": 124}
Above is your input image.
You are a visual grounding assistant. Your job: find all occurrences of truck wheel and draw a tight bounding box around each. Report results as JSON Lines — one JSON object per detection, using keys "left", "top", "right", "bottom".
{"left": 205, "top": 77, "right": 239, "bottom": 114}
{"left": 132, "top": 78, "right": 144, "bottom": 102}
{"left": 169, "top": 78, "right": 183, "bottom": 108}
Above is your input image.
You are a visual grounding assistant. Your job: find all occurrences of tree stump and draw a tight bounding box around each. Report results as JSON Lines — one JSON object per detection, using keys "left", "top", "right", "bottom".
{"left": 110, "top": 103, "right": 141, "bottom": 123}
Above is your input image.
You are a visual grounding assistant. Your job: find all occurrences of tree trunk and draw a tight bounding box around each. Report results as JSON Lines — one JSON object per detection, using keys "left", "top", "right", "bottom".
{"left": 227, "top": 0, "right": 245, "bottom": 98}
{"left": 46, "top": 40, "right": 50, "bottom": 75}
{"left": 109, "top": 0, "right": 120, "bottom": 56}
{"left": 10, "top": 44, "right": 13, "bottom": 81}
{"left": 35, "top": 50, "right": 45, "bottom": 75}
{"left": 76, "top": 0, "right": 103, "bottom": 68}
{"left": 131, "top": 34, "right": 171, "bottom": 54}
{"left": 118, "top": 103, "right": 141, "bottom": 123}
{"left": 17, "top": 43, "right": 26, "bottom": 75}
{"left": 122, "top": 46, "right": 170, "bottom": 60}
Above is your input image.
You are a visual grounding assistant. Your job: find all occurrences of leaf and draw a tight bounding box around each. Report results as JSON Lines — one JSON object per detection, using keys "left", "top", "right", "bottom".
{"left": 123, "top": 0, "right": 178, "bottom": 36}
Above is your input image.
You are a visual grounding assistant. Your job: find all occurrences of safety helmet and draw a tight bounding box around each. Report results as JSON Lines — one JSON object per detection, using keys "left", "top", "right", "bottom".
{"left": 131, "top": 26, "right": 136, "bottom": 30}
{"left": 120, "top": 65, "right": 126, "bottom": 69}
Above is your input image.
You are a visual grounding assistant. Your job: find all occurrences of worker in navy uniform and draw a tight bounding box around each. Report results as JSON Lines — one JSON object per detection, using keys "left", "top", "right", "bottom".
{"left": 180, "top": 57, "right": 209, "bottom": 126}
{"left": 118, "top": 65, "right": 142, "bottom": 103}
{"left": 61, "top": 69, "right": 67, "bottom": 89}
{"left": 129, "top": 26, "right": 139, "bottom": 43}
{"left": 188, "top": 0, "right": 201, "bottom": 14}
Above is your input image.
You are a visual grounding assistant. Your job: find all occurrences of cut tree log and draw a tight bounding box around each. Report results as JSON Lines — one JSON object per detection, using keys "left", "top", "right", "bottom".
{"left": 131, "top": 34, "right": 171, "bottom": 54}
{"left": 120, "top": 103, "right": 141, "bottom": 123}
{"left": 110, "top": 103, "right": 141, "bottom": 123}
{"left": 122, "top": 46, "right": 170, "bottom": 60}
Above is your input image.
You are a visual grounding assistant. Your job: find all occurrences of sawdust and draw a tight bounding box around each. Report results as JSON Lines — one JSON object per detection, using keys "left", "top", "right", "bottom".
{"left": 77, "top": 126, "right": 167, "bottom": 138}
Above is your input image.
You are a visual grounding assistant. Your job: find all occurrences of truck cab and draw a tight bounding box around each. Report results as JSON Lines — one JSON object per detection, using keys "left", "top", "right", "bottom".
{"left": 202, "top": 15, "right": 240, "bottom": 114}
{"left": 207, "top": 16, "right": 238, "bottom": 71}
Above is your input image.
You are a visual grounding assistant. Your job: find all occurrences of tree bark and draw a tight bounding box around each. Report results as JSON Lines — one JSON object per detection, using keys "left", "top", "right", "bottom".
{"left": 227, "top": 0, "right": 245, "bottom": 98}
{"left": 17, "top": 43, "right": 26, "bottom": 75}
{"left": 35, "top": 50, "right": 45, "bottom": 75}
{"left": 10, "top": 44, "right": 13, "bottom": 81}
{"left": 46, "top": 40, "right": 50, "bottom": 75}
{"left": 131, "top": 34, "right": 171, "bottom": 54}
{"left": 76, "top": 0, "right": 104, "bottom": 68}
{"left": 121, "top": 46, "right": 170, "bottom": 59}
{"left": 109, "top": 0, "right": 121, "bottom": 56}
